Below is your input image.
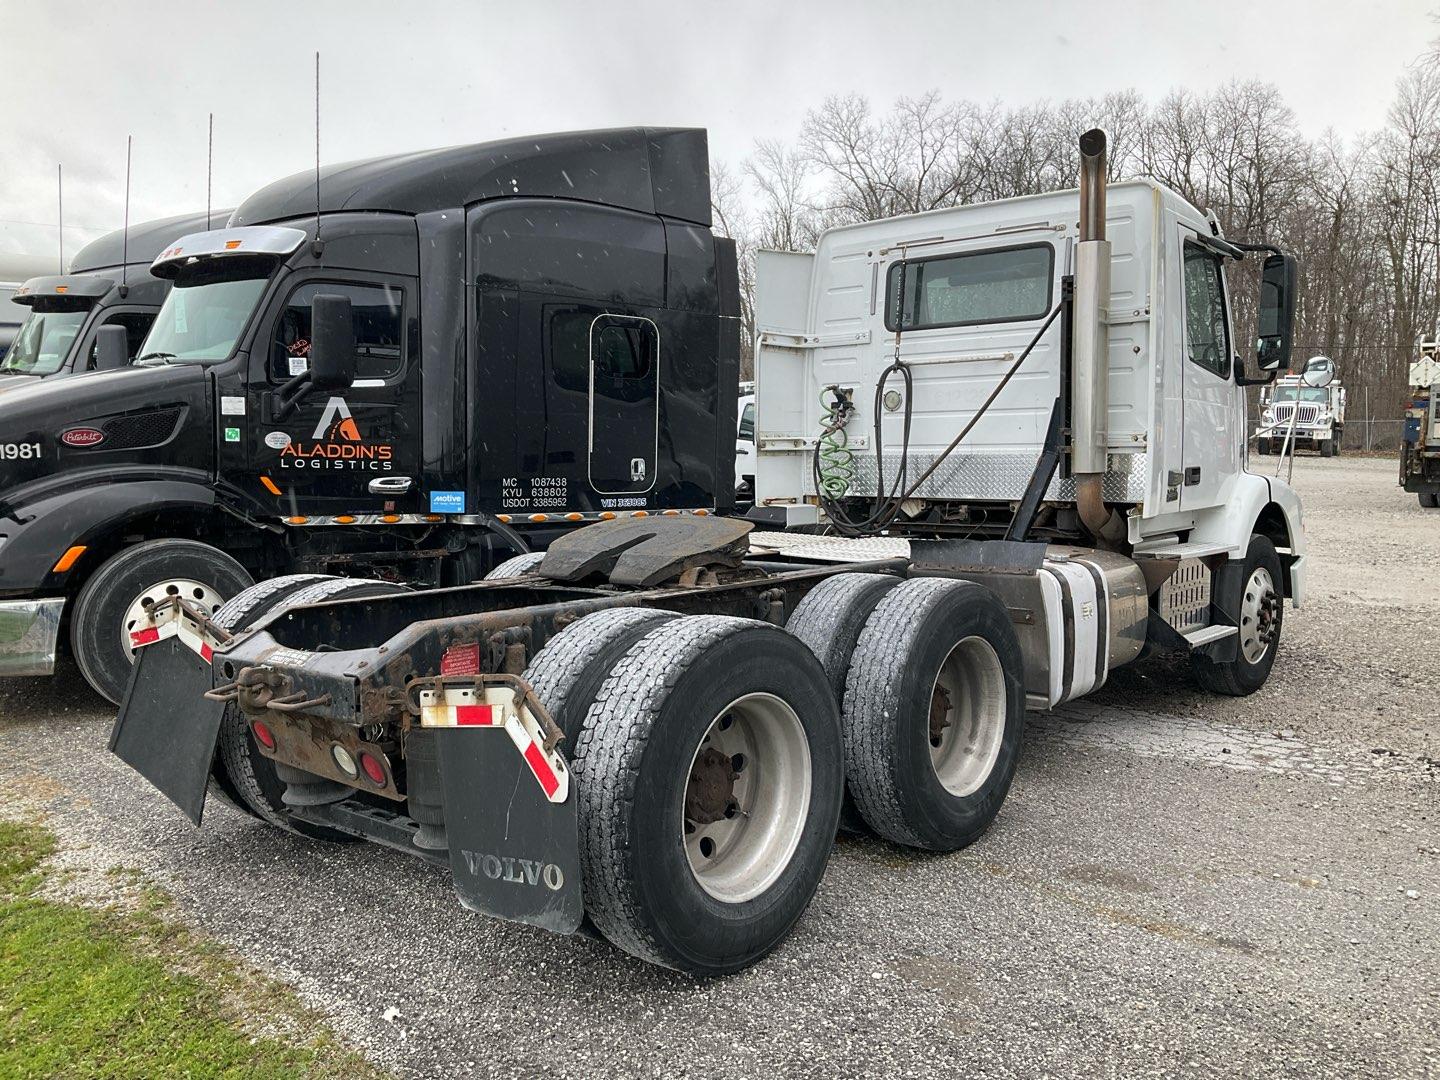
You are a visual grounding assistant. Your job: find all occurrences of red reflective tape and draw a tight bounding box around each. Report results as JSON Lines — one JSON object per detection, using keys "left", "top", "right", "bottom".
{"left": 199, "top": 642, "right": 214, "bottom": 664}
{"left": 522, "top": 740, "right": 560, "bottom": 798}
{"left": 130, "top": 627, "right": 161, "bottom": 647}
{"left": 454, "top": 703, "right": 498, "bottom": 726}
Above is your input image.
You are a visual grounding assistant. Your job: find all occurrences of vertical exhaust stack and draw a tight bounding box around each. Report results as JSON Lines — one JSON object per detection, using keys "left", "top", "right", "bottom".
{"left": 1073, "top": 128, "right": 1124, "bottom": 546}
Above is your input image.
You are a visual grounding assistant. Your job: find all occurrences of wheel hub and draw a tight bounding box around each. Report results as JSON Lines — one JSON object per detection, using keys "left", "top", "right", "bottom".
{"left": 927, "top": 636, "right": 1007, "bottom": 798}
{"left": 685, "top": 745, "right": 736, "bottom": 826}
{"left": 681, "top": 693, "right": 812, "bottom": 904}
{"left": 1239, "top": 567, "right": 1279, "bottom": 665}
{"left": 929, "top": 685, "right": 952, "bottom": 748}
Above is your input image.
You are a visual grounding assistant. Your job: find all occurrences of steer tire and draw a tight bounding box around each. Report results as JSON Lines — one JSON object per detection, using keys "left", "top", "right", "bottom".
{"left": 1420, "top": 493, "right": 1438, "bottom": 509}
{"left": 843, "top": 578, "right": 1025, "bottom": 853}
{"left": 484, "top": 551, "right": 545, "bottom": 580}
{"left": 1191, "top": 535, "right": 1283, "bottom": 697}
{"left": 785, "top": 573, "right": 902, "bottom": 835}
{"left": 1320, "top": 438, "right": 1336, "bottom": 458}
{"left": 72, "top": 539, "right": 253, "bottom": 705}
{"left": 214, "top": 576, "right": 407, "bottom": 840}
{"left": 1256, "top": 439, "right": 1271, "bottom": 456}
{"left": 574, "top": 615, "right": 843, "bottom": 975}
{"left": 522, "top": 607, "right": 680, "bottom": 743}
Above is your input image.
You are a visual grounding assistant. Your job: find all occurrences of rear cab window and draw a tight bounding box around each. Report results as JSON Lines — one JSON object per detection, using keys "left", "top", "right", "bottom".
{"left": 885, "top": 244, "right": 1054, "bottom": 331}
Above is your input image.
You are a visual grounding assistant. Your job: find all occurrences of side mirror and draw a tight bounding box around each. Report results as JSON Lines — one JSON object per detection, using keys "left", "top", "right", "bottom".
{"left": 308, "top": 294, "right": 356, "bottom": 393}
{"left": 1255, "top": 253, "right": 1298, "bottom": 373}
{"left": 93, "top": 325, "right": 131, "bottom": 371}
{"left": 1302, "top": 355, "right": 1335, "bottom": 388}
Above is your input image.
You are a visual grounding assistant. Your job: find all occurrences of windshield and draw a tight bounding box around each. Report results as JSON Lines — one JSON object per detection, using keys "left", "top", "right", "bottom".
{"left": 1271, "top": 386, "right": 1329, "bottom": 405}
{"left": 0, "top": 310, "right": 88, "bottom": 375}
{"left": 138, "top": 275, "right": 269, "bottom": 364}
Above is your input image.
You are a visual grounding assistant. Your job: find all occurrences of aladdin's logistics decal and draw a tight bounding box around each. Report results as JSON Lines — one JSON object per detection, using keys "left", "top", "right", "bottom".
{"left": 276, "top": 397, "right": 394, "bottom": 471}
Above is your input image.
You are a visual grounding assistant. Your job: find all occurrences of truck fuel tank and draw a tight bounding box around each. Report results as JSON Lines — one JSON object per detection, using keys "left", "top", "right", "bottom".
{"left": 920, "top": 543, "right": 1147, "bottom": 710}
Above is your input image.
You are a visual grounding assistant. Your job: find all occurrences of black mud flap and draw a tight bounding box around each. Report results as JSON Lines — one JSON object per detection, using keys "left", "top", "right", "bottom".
{"left": 108, "top": 636, "right": 225, "bottom": 826}
{"left": 435, "top": 728, "right": 584, "bottom": 935}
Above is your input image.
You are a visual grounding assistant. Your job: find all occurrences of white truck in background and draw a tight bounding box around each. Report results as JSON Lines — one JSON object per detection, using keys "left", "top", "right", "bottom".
{"left": 1254, "top": 357, "right": 1346, "bottom": 457}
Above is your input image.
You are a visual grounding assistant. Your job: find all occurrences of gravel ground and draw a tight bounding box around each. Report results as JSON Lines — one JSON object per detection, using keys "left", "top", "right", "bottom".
{"left": 2, "top": 455, "right": 1436, "bottom": 1079}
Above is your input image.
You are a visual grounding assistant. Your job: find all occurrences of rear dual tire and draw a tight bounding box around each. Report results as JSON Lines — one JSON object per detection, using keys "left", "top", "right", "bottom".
{"left": 529, "top": 613, "right": 843, "bottom": 975}
{"left": 211, "top": 575, "right": 407, "bottom": 840}
{"left": 842, "top": 578, "right": 1026, "bottom": 852}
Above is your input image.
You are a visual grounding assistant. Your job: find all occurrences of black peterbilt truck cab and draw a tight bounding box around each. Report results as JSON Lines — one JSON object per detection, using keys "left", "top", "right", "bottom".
{"left": 1, "top": 210, "right": 221, "bottom": 385}
{"left": 0, "top": 127, "right": 739, "bottom": 702}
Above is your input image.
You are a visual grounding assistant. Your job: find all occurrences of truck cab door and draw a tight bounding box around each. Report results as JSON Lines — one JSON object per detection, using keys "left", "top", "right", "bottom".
{"left": 245, "top": 277, "right": 421, "bottom": 518}
{"left": 1177, "top": 230, "right": 1237, "bottom": 510}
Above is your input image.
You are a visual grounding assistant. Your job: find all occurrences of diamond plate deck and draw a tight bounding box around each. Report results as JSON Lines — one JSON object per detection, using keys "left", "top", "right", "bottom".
{"left": 748, "top": 532, "right": 912, "bottom": 563}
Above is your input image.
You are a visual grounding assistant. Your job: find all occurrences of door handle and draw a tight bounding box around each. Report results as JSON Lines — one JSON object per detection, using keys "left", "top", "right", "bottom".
{"left": 1184, "top": 467, "right": 1202, "bottom": 486}
{"left": 368, "top": 476, "right": 413, "bottom": 495}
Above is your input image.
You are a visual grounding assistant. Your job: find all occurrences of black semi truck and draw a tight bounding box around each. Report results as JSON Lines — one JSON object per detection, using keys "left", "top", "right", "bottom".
{"left": 0, "top": 128, "right": 739, "bottom": 702}
{"left": 1, "top": 210, "right": 220, "bottom": 385}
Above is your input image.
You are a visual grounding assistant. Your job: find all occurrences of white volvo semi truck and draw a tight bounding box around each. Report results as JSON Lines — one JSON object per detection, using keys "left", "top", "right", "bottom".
{"left": 113, "top": 129, "right": 1303, "bottom": 976}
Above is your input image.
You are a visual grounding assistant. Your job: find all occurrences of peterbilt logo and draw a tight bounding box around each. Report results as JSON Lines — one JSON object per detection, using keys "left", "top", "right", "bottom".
{"left": 60, "top": 427, "right": 106, "bottom": 448}
{"left": 461, "top": 849, "right": 564, "bottom": 891}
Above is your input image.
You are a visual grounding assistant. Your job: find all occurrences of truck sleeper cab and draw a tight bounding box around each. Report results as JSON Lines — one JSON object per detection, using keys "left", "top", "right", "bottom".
{"left": 113, "top": 130, "right": 1305, "bottom": 977}
{"left": 0, "top": 210, "right": 222, "bottom": 385}
{"left": 0, "top": 129, "right": 737, "bottom": 703}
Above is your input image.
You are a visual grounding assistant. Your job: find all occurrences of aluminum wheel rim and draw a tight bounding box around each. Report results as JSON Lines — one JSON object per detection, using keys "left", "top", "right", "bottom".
{"left": 682, "top": 692, "right": 811, "bottom": 904}
{"left": 928, "top": 636, "right": 1007, "bottom": 798}
{"left": 1239, "top": 566, "right": 1278, "bottom": 665}
{"left": 121, "top": 578, "right": 226, "bottom": 659}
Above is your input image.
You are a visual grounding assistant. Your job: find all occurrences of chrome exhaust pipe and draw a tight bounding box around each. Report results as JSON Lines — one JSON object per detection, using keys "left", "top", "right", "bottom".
{"left": 1072, "top": 128, "right": 1124, "bottom": 547}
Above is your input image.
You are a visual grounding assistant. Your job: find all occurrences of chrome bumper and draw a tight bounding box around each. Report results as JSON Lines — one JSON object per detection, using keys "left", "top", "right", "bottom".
{"left": 0, "top": 598, "right": 65, "bottom": 677}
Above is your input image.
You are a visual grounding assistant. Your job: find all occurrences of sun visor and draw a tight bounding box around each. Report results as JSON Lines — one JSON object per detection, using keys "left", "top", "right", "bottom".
{"left": 11, "top": 274, "right": 116, "bottom": 312}
{"left": 151, "top": 225, "right": 306, "bottom": 280}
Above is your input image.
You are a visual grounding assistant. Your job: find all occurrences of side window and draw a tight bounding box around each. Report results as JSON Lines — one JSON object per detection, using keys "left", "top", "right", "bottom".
{"left": 594, "top": 324, "right": 652, "bottom": 380}
{"left": 738, "top": 403, "right": 755, "bottom": 440}
{"left": 271, "top": 282, "right": 403, "bottom": 382}
{"left": 1182, "top": 243, "right": 1230, "bottom": 378}
{"left": 548, "top": 308, "right": 594, "bottom": 393}
{"left": 86, "top": 312, "right": 154, "bottom": 369}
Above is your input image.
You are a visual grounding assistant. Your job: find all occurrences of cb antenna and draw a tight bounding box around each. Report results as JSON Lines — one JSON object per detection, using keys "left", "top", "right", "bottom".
{"left": 312, "top": 51, "right": 323, "bottom": 257}
{"left": 120, "top": 135, "right": 132, "bottom": 297}
{"left": 56, "top": 164, "right": 63, "bottom": 271}
{"left": 206, "top": 113, "right": 214, "bottom": 230}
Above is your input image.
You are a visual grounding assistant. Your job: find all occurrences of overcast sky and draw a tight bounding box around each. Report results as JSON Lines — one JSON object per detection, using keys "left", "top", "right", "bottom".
{"left": 0, "top": 0, "right": 1434, "bottom": 260}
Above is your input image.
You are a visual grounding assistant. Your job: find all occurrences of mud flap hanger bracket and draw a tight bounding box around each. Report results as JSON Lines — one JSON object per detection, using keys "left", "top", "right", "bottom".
{"left": 128, "top": 595, "right": 233, "bottom": 665}
{"left": 407, "top": 673, "right": 569, "bottom": 804}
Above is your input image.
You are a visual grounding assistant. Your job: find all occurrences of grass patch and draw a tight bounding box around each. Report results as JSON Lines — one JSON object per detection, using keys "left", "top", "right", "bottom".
{"left": 0, "top": 819, "right": 385, "bottom": 1080}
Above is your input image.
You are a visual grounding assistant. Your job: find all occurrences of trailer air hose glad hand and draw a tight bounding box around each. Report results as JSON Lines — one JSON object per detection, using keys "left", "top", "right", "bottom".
{"left": 814, "top": 386, "right": 857, "bottom": 500}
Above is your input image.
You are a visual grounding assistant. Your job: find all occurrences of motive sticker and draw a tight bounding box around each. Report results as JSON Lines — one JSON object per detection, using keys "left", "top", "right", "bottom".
{"left": 430, "top": 491, "right": 466, "bottom": 514}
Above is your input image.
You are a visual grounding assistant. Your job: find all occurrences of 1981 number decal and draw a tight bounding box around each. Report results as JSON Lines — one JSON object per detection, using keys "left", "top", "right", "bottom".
{"left": 0, "top": 443, "right": 41, "bottom": 460}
